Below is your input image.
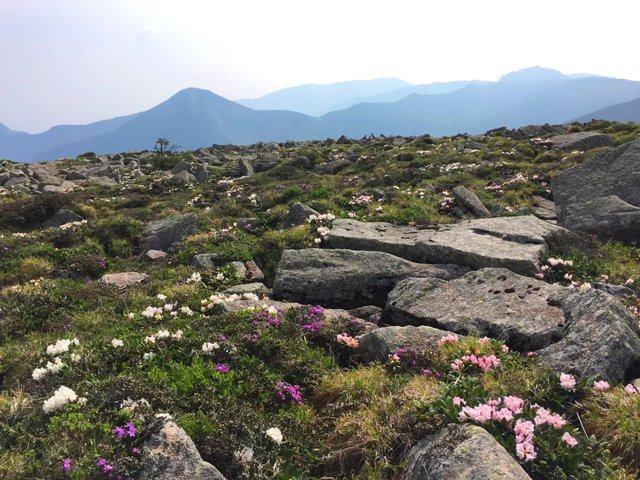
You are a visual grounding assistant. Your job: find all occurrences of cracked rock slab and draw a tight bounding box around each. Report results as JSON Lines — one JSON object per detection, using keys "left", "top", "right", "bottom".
{"left": 272, "top": 248, "right": 468, "bottom": 308}
{"left": 404, "top": 424, "right": 532, "bottom": 480}
{"left": 326, "top": 216, "right": 570, "bottom": 275}
{"left": 99, "top": 272, "right": 149, "bottom": 289}
{"left": 385, "top": 268, "right": 565, "bottom": 351}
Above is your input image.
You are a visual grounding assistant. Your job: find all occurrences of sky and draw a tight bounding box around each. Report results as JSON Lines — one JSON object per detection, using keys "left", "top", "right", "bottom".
{"left": 1, "top": 0, "right": 639, "bottom": 133}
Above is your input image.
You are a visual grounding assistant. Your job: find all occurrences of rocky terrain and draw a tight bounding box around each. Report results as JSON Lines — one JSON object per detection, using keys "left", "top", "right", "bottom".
{"left": 1, "top": 120, "right": 639, "bottom": 479}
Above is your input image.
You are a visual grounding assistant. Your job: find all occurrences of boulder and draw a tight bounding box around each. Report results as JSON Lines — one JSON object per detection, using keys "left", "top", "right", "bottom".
{"left": 193, "top": 165, "right": 209, "bottom": 183}
{"left": 452, "top": 186, "right": 490, "bottom": 218}
{"left": 273, "top": 248, "right": 468, "bottom": 308}
{"left": 244, "top": 260, "right": 264, "bottom": 283}
{"left": 222, "top": 282, "right": 269, "bottom": 296}
{"left": 283, "top": 202, "right": 319, "bottom": 228}
{"left": 138, "top": 417, "right": 227, "bottom": 480}
{"left": 385, "top": 268, "right": 565, "bottom": 351}
{"left": 357, "top": 325, "right": 454, "bottom": 362}
{"left": 404, "top": 424, "right": 532, "bottom": 480}
{"left": 192, "top": 253, "right": 224, "bottom": 270}
{"left": 314, "top": 159, "right": 351, "bottom": 174}
{"left": 552, "top": 140, "right": 640, "bottom": 242}
{"left": 532, "top": 195, "right": 557, "bottom": 221}
{"left": 538, "top": 288, "right": 640, "bottom": 382}
{"left": 172, "top": 170, "right": 196, "bottom": 185}
{"left": 99, "top": 272, "right": 150, "bottom": 289}
{"left": 141, "top": 214, "right": 198, "bottom": 252}
{"left": 326, "top": 216, "right": 571, "bottom": 276}
{"left": 42, "top": 209, "right": 83, "bottom": 228}
{"left": 146, "top": 250, "right": 167, "bottom": 260}
{"left": 547, "top": 131, "right": 613, "bottom": 151}
{"left": 237, "top": 158, "right": 254, "bottom": 177}
{"left": 170, "top": 160, "right": 191, "bottom": 175}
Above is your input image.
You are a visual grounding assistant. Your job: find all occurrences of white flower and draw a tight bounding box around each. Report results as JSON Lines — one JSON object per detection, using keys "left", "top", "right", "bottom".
{"left": 156, "top": 329, "right": 171, "bottom": 339}
{"left": 265, "top": 427, "right": 283, "bottom": 445}
{"left": 187, "top": 272, "right": 202, "bottom": 283}
{"left": 43, "top": 385, "right": 78, "bottom": 413}
{"left": 77, "top": 397, "right": 88, "bottom": 406}
{"left": 266, "top": 306, "right": 278, "bottom": 316}
{"left": 127, "top": 312, "right": 135, "bottom": 319}
{"left": 171, "top": 330, "right": 183, "bottom": 340}
{"left": 111, "top": 338, "right": 124, "bottom": 348}
{"left": 234, "top": 446, "right": 254, "bottom": 464}
{"left": 202, "top": 342, "right": 220, "bottom": 354}
{"left": 157, "top": 293, "right": 167, "bottom": 301}
{"left": 180, "top": 306, "right": 194, "bottom": 316}
{"left": 143, "top": 352, "right": 155, "bottom": 360}
{"left": 32, "top": 367, "right": 48, "bottom": 381}
{"left": 142, "top": 306, "right": 163, "bottom": 318}
{"left": 46, "top": 357, "right": 65, "bottom": 374}
{"left": 144, "top": 335, "right": 156, "bottom": 344}
{"left": 242, "top": 293, "right": 259, "bottom": 302}
{"left": 46, "top": 338, "right": 75, "bottom": 356}
{"left": 163, "top": 303, "right": 174, "bottom": 312}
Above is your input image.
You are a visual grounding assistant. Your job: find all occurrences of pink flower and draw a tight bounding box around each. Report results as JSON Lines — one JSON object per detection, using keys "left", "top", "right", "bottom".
{"left": 562, "top": 432, "right": 578, "bottom": 447}
{"left": 624, "top": 384, "right": 638, "bottom": 394}
{"left": 503, "top": 395, "right": 524, "bottom": 414}
{"left": 492, "top": 407, "right": 514, "bottom": 423}
{"left": 534, "top": 407, "right": 566, "bottom": 429}
{"left": 514, "top": 419, "right": 535, "bottom": 443}
{"left": 593, "top": 380, "right": 610, "bottom": 391}
{"left": 501, "top": 344, "right": 510, "bottom": 353}
{"left": 437, "top": 333, "right": 460, "bottom": 346}
{"left": 559, "top": 373, "right": 576, "bottom": 391}
{"left": 62, "top": 458, "right": 72, "bottom": 473}
{"left": 516, "top": 440, "right": 537, "bottom": 461}
{"left": 452, "top": 396, "right": 465, "bottom": 406}
{"left": 526, "top": 351, "right": 536, "bottom": 358}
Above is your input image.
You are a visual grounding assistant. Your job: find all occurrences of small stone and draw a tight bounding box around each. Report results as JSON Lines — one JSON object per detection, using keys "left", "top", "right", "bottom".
{"left": 100, "top": 272, "right": 150, "bottom": 289}
{"left": 146, "top": 250, "right": 167, "bottom": 260}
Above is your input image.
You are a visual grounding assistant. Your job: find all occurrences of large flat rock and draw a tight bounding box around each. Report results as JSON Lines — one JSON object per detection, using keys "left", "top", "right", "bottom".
{"left": 547, "top": 131, "right": 613, "bottom": 151}
{"left": 384, "top": 268, "right": 640, "bottom": 381}
{"left": 272, "top": 248, "right": 468, "bottom": 308}
{"left": 325, "top": 216, "right": 569, "bottom": 275}
{"left": 405, "top": 424, "right": 532, "bottom": 480}
{"left": 385, "top": 268, "right": 565, "bottom": 351}
{"left": 552, "top": 140, "right": 640, "bottom": 242}
{"left": 141, "top": 214, "right": 198, "bottom": 252}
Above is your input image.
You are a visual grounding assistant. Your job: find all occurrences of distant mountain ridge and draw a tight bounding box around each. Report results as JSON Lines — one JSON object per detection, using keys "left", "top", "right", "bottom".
{"left": 3, "top": 67, "right": 640, "bottom": 162}
{"left": 575, "top": 97, "right": 640, "bottom": 123}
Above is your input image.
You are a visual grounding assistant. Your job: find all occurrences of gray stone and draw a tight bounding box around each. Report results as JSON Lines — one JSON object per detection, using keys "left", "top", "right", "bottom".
{"left": 172, "top": 170, "right": 196, "bottom": 185}
{"left": 141, "top": 214, "right": 198, "bottom": 251}
{"left": 192, "top": 253, "right": 224, "bottom": 269}
{"left": 222, "top": 282, "right": 269, "bottom": 296}
{"left": 385, "top": 268, "right": 565, "bottom": 351}
{"left": 65, "top": 171, "right": 87, "bottom": 180}
{"left": 146, "top": 250, "right": 167, "bottom": 260}
{"left": 452, "top": 186, "right": 491, "bottom": 218}
{"left": 532, "top": 195, "right": 557, "bottom": 220}
{"left": 193, "top": 165, "right": 209, "bottom": 183}
{"left": 405, "top": 424, "right": 532, "bottom": 480}
{"left": 326, "top": 216, "right": 571, "bottom": 276}
{"left": 43, "top": 209, "right": 83, "bottom": 228}
{"left": 171, "top": 160, "right": 191, "bottom": 175}
{"left": 3, "top": 176, "right": 31, "bottom": 188}
{"left": 273, "top": 248, "right": 468, "bottom": 308}
{"left": 548, "top": 131, "right": 613, "bottom": 151}
{"left": 237, "top": 158, "right": 254, "bottom": 177}
{"left": 283, "top": 202, "right": 319, "bottom": 228}
{"left": 99, "top": 271, "right": 150, "bottom": 289}
{"left": 357, "top": 325, "right": 454, "bottom": 362}
{"left": 552, "top": 140, "right": 640, "bottom": 242}
{"left": 538, "top": 288, "right": 640, "bottom": 382}
{"left": 591, "top": 282, "right": 634, "bottom": 298}
{"left": 229, "top": 261, "right": 247, "bottom": 281}
{"left": 138, "top": 417, "right": 226, "bottom": 480}
{"left": 314, "top": 159, "right": 351, "bottom": 174}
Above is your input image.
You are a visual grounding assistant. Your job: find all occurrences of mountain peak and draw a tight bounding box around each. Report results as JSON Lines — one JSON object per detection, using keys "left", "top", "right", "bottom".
{"left": 498, "top": 66, "right": 567, "bottom": 83}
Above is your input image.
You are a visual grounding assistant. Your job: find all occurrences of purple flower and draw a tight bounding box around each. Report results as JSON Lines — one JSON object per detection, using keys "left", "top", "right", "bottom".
{"left": 97, "top": 457, "right": 113, "bottom": 474}
{"left": 276, "top": 381, "right": 303, "bottom": 404}
{"left": 132, "top": 447, "right": 141, "bottom": 456}
{"left": 215, "top": 363, "right": 230, "bottom": 374}
{"left": 113, "top": 426, "right": 126, "bottom": 440}
{"left": 114, "top": 421, "right": 137, "bottom": 440}
{"left": 62, "top": 458, "right": 72, "bottom": 473}
{"left": 125, "top": 421, "right": 137, "bottom": 437}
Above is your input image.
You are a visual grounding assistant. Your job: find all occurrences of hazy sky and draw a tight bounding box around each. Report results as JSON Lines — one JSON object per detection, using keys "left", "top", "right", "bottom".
{"left": 1, "top": 0, "right": 639, "bottom": 132}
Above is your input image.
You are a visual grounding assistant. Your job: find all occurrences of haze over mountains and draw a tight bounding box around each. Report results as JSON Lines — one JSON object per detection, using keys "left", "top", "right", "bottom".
{"left": 2, "top": 66, "right": 640, "bottom": 162}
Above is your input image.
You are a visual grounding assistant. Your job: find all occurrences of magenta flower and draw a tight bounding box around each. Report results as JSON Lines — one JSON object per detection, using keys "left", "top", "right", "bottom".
{"left": 215, "top": 363, "right": 230, "bottom": 374}
{"left": 114, "top": 425, "right": 126, "bottom": 439}
{"left": 97, "top": 457, "right": 113, "bottom": 474}
{"left": 62, "top": 458, "right": 72, "bottom": 473}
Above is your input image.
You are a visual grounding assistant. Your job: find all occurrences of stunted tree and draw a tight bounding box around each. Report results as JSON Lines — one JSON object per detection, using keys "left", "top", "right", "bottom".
{"left": 154, "top": 137, "right": 180, "bottom": 155}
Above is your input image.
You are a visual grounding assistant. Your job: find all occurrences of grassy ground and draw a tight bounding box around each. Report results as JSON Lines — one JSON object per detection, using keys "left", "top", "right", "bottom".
{"left": 1, "top": 120, "right": 639, "bottom": 479}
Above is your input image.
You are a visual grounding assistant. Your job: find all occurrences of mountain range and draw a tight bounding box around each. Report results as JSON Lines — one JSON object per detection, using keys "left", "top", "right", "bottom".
{"left": 2, "top": 66, "right": 639, "bottom": 162}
